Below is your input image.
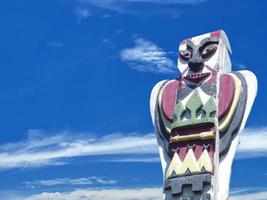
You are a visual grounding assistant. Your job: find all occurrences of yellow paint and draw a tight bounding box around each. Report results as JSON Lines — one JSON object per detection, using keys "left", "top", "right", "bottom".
{"left": 166, "top": 149, "right": 213, "bottom": 179}
{"left": 198, "top": 149, "right": 213, "bottom": 173}
{"left": 170, "top": 131, "right": 215, "bottom": 143}
{"left": 219, "top": 74, "right": 242, "bottom": 132}
{"left": 166, "top": 152, "right": 182, "bottom": 179}
{"left": 179, "top": 149, "right": 200, "bottom": 175}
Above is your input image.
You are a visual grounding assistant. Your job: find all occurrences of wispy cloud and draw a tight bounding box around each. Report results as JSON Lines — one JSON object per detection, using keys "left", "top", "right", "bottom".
{"left": 230, "top": 187, "right": 267, "bottom": 200}
{"left": 120, "top": 38, "right": 177, "bottom": 74}
{"left": 233, "top": 63, "right": 248, "bottom": 70}
{"left": 49, "top": 42, "right": 64, "bottom": 47}
{"left": 71, "top": 0, "right": 207, "bottom": 18}
{"left": 25, "top": 188, "right": 162, "bottom": 200}
{"left": 237, "top": 127, "right": 267, "bottom": 159}
{"left": 24, "top": 177, "right": 117, "bottom": 188}
{"left": 106, "top": 156, "right": 160, "bottom": 163}
{"left": 73, "top": 6, "right": 91, "bottom": 22}
{"left": 230, "top": 191, "right": 267, "bottom": 200}
{"left": 236, "top": 64, "right": 247, "bottom": 70}
{"left": 78, "top": 0, "right": 207, "bottom": 11}
{"left": 0, "top": 129, "right": 157, "bottom": 169}
{"left": 0, "top": 127, "right": 266, "bottom": 169}
{"left": 17, "top": 187, "right": 267, "bottom": 200}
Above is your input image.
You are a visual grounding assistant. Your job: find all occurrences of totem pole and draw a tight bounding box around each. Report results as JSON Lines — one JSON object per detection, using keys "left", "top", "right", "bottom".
{"left": 150, "top": 30, "right": 257, "bottom": 200}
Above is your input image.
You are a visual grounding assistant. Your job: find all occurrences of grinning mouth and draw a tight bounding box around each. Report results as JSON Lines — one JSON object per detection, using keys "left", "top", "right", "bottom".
{"left": 183, "top": 72, "right": 210, "bottom": 83}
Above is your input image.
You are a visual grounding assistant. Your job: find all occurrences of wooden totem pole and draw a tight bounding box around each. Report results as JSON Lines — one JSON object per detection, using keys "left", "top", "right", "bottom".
{"left": 150, "top": 30, "right": 257, "bottom": 200}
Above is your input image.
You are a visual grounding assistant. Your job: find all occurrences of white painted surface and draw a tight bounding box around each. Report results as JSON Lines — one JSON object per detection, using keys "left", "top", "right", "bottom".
{"left": 217, "top": 71, "right": 258, "bottom": 200}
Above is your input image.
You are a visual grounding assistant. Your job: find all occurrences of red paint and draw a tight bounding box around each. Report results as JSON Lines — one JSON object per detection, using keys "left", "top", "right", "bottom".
{"left": 211, "top": 30, "right": 221, "bottom": 37}
{"left": 171, "top": 124, "right": 215, "bottom": 137}
{"left": 218, "top": 74, "right": 235, "bottom": 119}
{"left": 169, "top": 140, "right": 215, "bottom": 162}
{"left": 161, "top": 80, "right": 179, "bottom": 121}
{"left": 194, "top": 144, "right": 204, "bottom": 160}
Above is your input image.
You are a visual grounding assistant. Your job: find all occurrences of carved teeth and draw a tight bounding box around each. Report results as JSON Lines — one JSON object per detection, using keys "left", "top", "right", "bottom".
{"left": 185, "top": 72, "right": 211, "bottom": 80}
{"left": 166, "top": 152, "right": 182, "bottom": 178}
{"left": 188, "top": 73, "right": 203, "bottom": 78}
{"left": 166, "top": 149, "right": 213, "bottom": 179}
{"left": 198, "top": 149, "right": 212, "bottom": 173}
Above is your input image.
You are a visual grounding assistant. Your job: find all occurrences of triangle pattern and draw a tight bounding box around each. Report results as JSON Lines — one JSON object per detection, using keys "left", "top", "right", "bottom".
{"left": 198, "top": 149, "right": 213, "bottom": 173}
{"left": 166, "top": 152, "right": 182, "bottom": 179}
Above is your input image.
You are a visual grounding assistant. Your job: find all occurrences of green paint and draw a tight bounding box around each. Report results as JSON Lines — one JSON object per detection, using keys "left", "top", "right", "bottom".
{"left": 202, "top": 97, "right": 216, "bottom": 118}
{"left": 171, "top": 90, "right": 216, "bottom": 130}
{"left": 186, "top": 90, "right": 202, "bottom": 120}
{"left": 173, "top": 102, "right": 185, "bottom": 122}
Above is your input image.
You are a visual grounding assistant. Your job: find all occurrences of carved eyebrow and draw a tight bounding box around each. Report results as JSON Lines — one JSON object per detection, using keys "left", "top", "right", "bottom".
{"left": 199, "top": 36, "right": 218, "bottom": 47}
{"left": 199, "top": 41, "right": 218, "bottom": 52}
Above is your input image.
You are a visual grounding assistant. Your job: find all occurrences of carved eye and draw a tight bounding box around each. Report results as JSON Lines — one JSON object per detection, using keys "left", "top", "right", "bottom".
{"left": 200, "top": 43, "right": 218, "bottom": 59}
{"left": 179, "top": 50, "right": 192, "bottom": 61}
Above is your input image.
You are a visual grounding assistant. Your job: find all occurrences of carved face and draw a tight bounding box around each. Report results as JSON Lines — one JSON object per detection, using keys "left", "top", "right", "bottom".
{"left": 178, "top": 30, "right": 232, "bottom": 85}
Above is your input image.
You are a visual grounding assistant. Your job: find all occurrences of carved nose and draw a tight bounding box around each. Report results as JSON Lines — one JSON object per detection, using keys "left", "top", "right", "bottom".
{"left": 188, "top": 62, "right": 204, "bottom": 72}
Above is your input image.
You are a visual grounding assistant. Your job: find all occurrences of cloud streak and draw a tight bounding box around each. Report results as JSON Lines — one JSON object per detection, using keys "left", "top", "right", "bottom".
{"left": 0, "top": 127, "right": 267, "bottom": 169}
{"left": 0, "top": 129, "right": 157, "bottom": 169}
{"left": 230, "top": 191, "right": 267, "bottom": 200}
{"left": 230, "top": 187, "right": 267, "bottom": 200}
{"left": 120, "top": 38, "right": 177, "bottom": 74}
{"left": 25, "top": 188, "right": 162, "bottom": 200}
{"left": 24, "top": 177, "right": 117, "bottom": 188}
{"left": 79, "top": 0, "right": 207, "bottom": 9}
{"left": 73, "top": 0, "right": 208, "bottom": 18}
{"left": 21, "top": 187, "right": 267, "bottom": 200}
{"left": 236, "top": 127, "right": 267, "bottom": 159}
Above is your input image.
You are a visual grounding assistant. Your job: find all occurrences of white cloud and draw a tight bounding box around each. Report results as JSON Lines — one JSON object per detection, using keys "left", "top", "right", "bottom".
{"left": 24, "top": 177, "right": 117, "bottom": 188}
{"left": 79, "top": 0, "right": 206, "bottom": 9}
{"left": 237, "top": 127, "right": 267, "bottom": 159}
{"left": 120, "top": 38, "right": 177, "bottom": 74}
{"left": 0, "top": 129, "right": 157, "bottom": 169}
{"left": 25, "top": 188, "right": 162, "bottom": 200}
{"left": 230, "top": 192, "right": 267, "bottom": 200}
{"left": 0, "top": 127, "right": 267, "bottom": 169}
{"left": 19, "top": 187, "right": 267, "bottom": 200}
{"left": 107, "top": 157, "right": 160, "bottom": 163}
{"left": 72, "top": 0, "right": 207, "bottom": 17}
{"left": 230, "top": 188, "right": 267, "bottom": 200}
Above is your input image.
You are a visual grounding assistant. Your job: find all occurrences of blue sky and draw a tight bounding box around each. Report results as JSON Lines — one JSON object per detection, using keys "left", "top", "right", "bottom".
{"left": 0, "top": 0, "right": 267, "bottom": 199}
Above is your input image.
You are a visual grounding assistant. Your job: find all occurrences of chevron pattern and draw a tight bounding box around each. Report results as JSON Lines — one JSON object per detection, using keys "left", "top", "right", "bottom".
{"left": 166, "top": 149, "right": 212, "bottom": 179}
